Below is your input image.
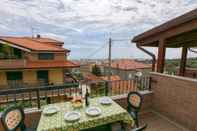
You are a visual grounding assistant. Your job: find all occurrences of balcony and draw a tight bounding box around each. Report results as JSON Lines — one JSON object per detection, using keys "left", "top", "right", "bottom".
{"left": 0, "top": 74, "right": 195, "bottom": 131}
{"left": 0, "top": 59, "right": 26, "bottom": 69}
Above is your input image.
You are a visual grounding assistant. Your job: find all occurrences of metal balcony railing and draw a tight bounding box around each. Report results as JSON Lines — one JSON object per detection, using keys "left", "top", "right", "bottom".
{"left": 0, "top": 83, "right": 80, "bottom": 110}
{"left": 0, "top": 77, "right": 151, "bottom": 112}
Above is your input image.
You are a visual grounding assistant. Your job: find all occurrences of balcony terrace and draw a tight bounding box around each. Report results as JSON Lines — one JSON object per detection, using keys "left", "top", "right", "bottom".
{"left": 0, "top": 73, "right": 196, "bottom": 130}
{"left": 0, "top": 8, "right": 197, "bottom": 131}
{"left": 0, "top": 59, "right": 26, "bottom": 69}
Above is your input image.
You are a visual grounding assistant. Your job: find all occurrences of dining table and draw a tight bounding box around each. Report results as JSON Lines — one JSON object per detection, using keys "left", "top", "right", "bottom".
{"left": 37, "top": 97, "right": 134, "bottom": 131}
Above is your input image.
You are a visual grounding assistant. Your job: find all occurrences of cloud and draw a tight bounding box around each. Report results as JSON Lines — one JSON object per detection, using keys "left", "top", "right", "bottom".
{"left": 0, "top": 0, "right": 196, "bottom": 59}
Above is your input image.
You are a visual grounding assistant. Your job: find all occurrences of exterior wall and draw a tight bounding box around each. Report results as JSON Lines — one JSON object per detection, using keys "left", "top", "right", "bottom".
{"left": 151, "top": 72, "right": 197, "bottom": 130}
{"left": 0, "top": 71, "right": 7, "bottom": 87}
{"left": 23, "top": 70, "right": 37, "bottom": 84}
{"left": 54, "top": 53, "right": 66, "bottom": 60}
{"left": 49, "top": 69, "right": 64, "bottom": 85}
{"left": 79, "top": 64, "right": 94, "bottom": 73}
{"left": 103, "top": 67, "right": 151, "bottom": 80}
{"left": 25, "top": 52, "right": 38, "bottom": 61}
{"left": 0, "top": 59, "right": 26, "bottom": 69}
{"left": 25, "top": 52, "right": 66, "bottom": 61}
{"left": 0, "top": 69, "right": 65, "bottom": 87}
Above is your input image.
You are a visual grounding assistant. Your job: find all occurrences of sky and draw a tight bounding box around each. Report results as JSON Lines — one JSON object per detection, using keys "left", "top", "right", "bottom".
{"left": 0, "top": 0, "right": 197, "bottom": 60}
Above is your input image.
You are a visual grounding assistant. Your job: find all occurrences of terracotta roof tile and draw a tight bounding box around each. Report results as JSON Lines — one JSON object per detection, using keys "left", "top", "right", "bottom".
{"left": 0, "top": 36, "right": 69, "bottom": 52}
{"left": 30, "top": 37, "right": 62, "bottom": 43}
{"left": 0, "top": 60, "right": 79, "bottom": 70}
{"left": 83, "top": 73, "right": 103, "bottom": 82}
{"left": 26, "top": 60, "right": 79, "bottom": 69}
{"left": 106, "top": 59, "right": 151, "bottom": 70}
{"left": 100, "top": 75, "right": 121, "bottom": 81}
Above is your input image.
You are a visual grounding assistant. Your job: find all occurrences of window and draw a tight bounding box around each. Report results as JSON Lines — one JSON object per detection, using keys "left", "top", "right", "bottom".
{"left": 38, "top": 53, "right": 54, "bottom": 60}
{"left": 37, "top": 70, "right": 49, "bottom": 85}
{"left": 6, "top": 71, "right": 23, "bottom": 80}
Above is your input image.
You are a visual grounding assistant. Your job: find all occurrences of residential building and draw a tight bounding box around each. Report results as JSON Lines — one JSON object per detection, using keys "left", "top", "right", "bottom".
{"left": 0, "top": 35, "right": 79, "bottom": 88}
{"left": 102, "top": 59, "right": 151, "bottom": 80}
{"left": 176, "top": 67, "right": 197, "bottom": 78}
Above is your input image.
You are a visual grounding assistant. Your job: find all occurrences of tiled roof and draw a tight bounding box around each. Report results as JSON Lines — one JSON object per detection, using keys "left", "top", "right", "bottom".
{"left": 100, "top": 75, "right": 137, "bottom": 94}
{"left": 0, "top": 60, "right": 79, "bottom": 70}
{"left": 106, "top": 59, "right": 151, "bottom": 70}
{"left": 0, "top": 36, "right": 69, "bottom": 52}
{"left": 30, "top": 37, "right": 62, "bottom": 43}
{"left": 26, "top": 60, "right": 79, "bottom": 69}
{"left": 83, "top": 73, "right": 103, "bottom": 82}
{"left": 100, "top": 75, "right": 121, "bottom": 81}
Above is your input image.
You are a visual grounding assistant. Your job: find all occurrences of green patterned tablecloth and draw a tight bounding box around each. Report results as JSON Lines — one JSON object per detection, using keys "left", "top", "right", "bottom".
{"left": 37, "top": 97, "right": 134, "bottom": 131}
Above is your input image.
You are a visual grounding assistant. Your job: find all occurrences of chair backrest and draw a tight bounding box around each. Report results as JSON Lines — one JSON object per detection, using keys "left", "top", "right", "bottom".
{"left": 132, "top": 124, "right": 147, "bottom": 131}
{"left": 1, "top": 105, "right": 25, "bottom": 131}
{"left": 127, "top": 91, "right": 142, "bottom": 112}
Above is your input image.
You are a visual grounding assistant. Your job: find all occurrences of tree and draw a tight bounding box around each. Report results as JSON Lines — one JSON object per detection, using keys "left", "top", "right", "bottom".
{"left": 92, "top": 64, "right": 102, "bottom": 76}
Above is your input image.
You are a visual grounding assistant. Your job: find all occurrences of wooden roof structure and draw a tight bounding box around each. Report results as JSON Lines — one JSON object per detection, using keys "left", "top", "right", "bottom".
{"left": 132, "top": 8, "right": 197, "bottom": 76}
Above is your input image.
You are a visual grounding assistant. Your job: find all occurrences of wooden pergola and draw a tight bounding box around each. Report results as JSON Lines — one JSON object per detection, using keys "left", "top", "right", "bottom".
{"left": 132, "top": 9, "right": 197, "bottom": 76}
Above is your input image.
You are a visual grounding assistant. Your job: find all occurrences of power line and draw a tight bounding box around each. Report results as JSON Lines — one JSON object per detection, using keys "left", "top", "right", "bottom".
{"left": 86, "top": 43, "right": 107, "bottom": 58}
{"left": 85, "top": 38, "right": 131, "bottom": 59}
{"left": 111, "top": 38, "right": 131, "bottom": 42}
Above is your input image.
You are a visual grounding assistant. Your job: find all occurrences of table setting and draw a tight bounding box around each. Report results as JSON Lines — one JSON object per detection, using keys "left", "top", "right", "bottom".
{"left": 37, "top": 96, "right": 134, "bottom": 131}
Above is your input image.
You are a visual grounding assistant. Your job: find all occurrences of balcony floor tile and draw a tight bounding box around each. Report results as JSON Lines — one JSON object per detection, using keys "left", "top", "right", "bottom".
{"left": 140, "top": 112, "right": 189, "bottom": 131}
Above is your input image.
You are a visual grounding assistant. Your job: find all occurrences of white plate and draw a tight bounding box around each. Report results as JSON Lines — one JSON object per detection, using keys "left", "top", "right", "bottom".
{"left": 86, "top": 107, "right": 102, "bottom": 117}
{"left": 64, "top": 111, "right": 81, "bottom": 122}
{"left": 43, "top": 106, "right": 59, "bottom": 115}
{"left": 99, "top": 97, "right": 112, "bottom": 105}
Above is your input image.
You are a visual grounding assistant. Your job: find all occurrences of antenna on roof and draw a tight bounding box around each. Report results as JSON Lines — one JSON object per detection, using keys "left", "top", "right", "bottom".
{"left": 31, "top": 27, "right": 35, "bottom": 38}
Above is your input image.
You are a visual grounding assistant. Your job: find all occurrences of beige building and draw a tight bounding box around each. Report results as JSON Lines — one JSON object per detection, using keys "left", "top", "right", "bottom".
{"left": 0, "top": 36, "right": 79, "bottom": 88}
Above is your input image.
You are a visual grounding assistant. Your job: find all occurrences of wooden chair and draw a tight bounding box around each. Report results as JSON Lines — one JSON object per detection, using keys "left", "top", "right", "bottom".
{"left": 132, "top": 124, "right": 147, "bottom": 131}
{"left": 127, "top": 92, "right": 142, "bottom": 127}
{"left": 1, "top": 105, "right": 35, "bottom": 131}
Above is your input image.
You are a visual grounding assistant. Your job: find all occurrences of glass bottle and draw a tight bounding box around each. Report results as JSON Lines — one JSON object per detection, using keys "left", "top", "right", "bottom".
{"left": 85, "top": 88, "right": 89, "bottom": 106}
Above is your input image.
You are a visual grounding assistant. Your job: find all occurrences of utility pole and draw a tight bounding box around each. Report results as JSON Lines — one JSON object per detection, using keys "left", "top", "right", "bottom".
{"left": 108, "top": 38, "right": 112, "bottom": 81}
{"left": 31, "top": 27, "right": 35, "bottom": 38}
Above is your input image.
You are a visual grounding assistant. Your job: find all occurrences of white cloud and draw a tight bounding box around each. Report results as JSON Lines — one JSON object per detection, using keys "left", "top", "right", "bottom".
{"left": 0, "top": 0, "right": 196, "bottom": 59}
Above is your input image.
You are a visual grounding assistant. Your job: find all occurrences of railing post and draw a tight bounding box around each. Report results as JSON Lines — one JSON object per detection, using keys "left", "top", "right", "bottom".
{"left": 46, "top": 97, "right": 51, "bottom": 104}
{"left": 149, "top": 77, "right": 152, "bottom": 90}
{"left": 36, "top": 90, "right": 41, "bottom": 109}
{"left": 105, "top": 81, "right": 109, "bottom": 96}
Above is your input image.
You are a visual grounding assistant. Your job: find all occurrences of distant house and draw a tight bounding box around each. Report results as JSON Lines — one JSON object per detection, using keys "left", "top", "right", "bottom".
{"left": 0, "top": 35, "right": 79, "bottom": 88}
{"left": 79, "top": 63, "right": 95, "bottom": 73}
{"left": 176, "top": 67, "right": 197, "bottom": 79}
{"left": 82, "top": 73, "right": 103, "bottom": 83}
{"left": 100, "top": 75, "right": 136, "bottom": 95}
{"left": 100, "top": 75, "right": 121, "bottom": 81}
{"left": 101, "top": 59, "right": 151, "bottom": 80}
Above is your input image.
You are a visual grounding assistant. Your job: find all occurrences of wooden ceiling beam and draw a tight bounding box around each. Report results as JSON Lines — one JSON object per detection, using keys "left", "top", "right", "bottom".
{"left": 166, "top": 29, "right": 197, "bottom": 47}
{"left": 135, "top": 19, "right": 197, "bottom": 47}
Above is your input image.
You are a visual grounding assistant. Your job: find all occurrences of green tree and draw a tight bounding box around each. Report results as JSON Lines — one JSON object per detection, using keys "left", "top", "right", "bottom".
{"left": 92, "top": 64, "right": 102, "bottom": 76}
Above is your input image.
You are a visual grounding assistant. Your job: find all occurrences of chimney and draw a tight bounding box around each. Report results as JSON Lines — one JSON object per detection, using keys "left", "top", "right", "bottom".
{"left": 36, "top": 34, "right": 41, "bottom": 38}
